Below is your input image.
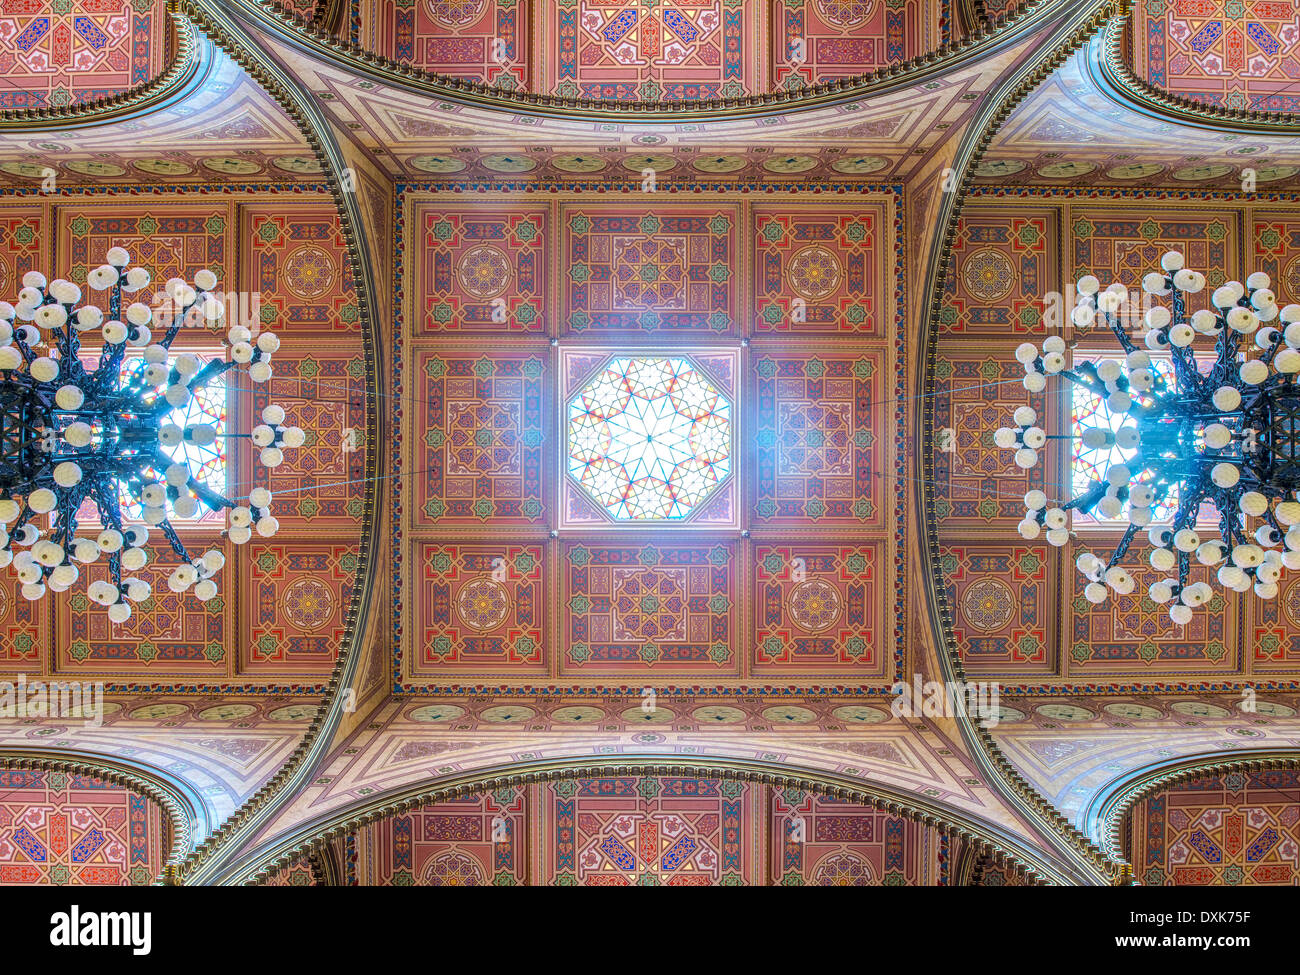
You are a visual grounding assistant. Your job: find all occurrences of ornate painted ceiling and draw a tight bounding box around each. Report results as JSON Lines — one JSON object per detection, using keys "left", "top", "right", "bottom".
{"left": 0, "top": 0, "right": 1298, "bottom": 895}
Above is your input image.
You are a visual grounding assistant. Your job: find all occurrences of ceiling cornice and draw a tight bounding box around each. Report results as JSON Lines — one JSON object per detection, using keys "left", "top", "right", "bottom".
{"left": 0, "top": 1, "right": 204, "bottom": 131}
{"left": 221, "top": 0, "right": 1063, "bottom": 122}
{"left": 226, "top": 755, "right": 1079, "bottom": 885}
{"left": 0, "top": 746, "right": 209, "bottom": 884}
{"left": 915, "top": 0, "right": 1136, "bottom": 888}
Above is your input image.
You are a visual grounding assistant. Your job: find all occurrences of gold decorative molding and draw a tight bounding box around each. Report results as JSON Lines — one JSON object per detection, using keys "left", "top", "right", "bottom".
{"left": 1097, "top": 14, "right": 1300, "bottom": 131}
{"left": 916, "top": 0, "right": 1134, "bottom": 887}
{"left": 154, "top": 0, "right": 383, "bottom": 885}
{"left": 229, "top": 0, "right": 1058, "bottom": 121}
{"left": 0, "top": 748, "right": 203, "bottom": 884}
{"left": 1093, "top": 751, "right": 1300, "bottom": 883}
{"left": 0, "top": 1, "right": 202, "bottom": 130}
{"left": 236, "top": 756, "right": 1065, "bottom": 886}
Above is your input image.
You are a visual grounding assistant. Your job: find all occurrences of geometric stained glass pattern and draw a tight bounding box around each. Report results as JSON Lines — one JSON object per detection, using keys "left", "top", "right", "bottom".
{"left": 567, "top": 356, "right": 731, "bottom": 522}
{"left": 753, "top": 350, "right": 884, "bottom": 527}
{"left": 0, "top": 1, "right": 171, "bottom": 110}
{"left": 0, "top": 770, "right": 167, "bottom": 886}
{"left": 1126, "top": 770, "right": 1300, "bottom": 886}
{"left": 752, "top": 543, "right": 890, "bottom": 678}
{"left": 752, "top": 202, "right": 889, "bottom": 336}
{"left": 939, "top": 208, "right": 1056, "bottom": 336}
{"left": 770, "top": 790, "right": 946, "bottom": 885}
{"left": 358, "top": 0, "right": 531, "bottom": 91}
{"left": 561, "top": 541, "right": 738, "bottom": 676}
{"left": 558, "top": 346, "right": 739, "bottom": 530}
{"left": 414, "top": 203, "right": 547, "bottom": 333}
{"left": 409, "top": 542, "right": 546, "bottom": 678}
{"left": 770, "top": 0, "right": 942, "bottom": 91}
{"left": 561, "top": 203, "right": 739, "bottom": 335}
{"left": 939, "top": 542, "right": 1054, "bottom": 675}
{"left": 539, "top": 777, "right": 757, "bottom": 885}
{"left": 1132, "top": 1, "right": 1300, "bottom": 112}
{"left": 411, "top": 346, "right": 548, "bottom": 526}
{"left": 544, "top": 2, "right": 752, "bottom": 101}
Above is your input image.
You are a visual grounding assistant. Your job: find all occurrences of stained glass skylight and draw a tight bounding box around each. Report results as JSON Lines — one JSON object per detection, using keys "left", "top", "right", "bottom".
{"left": 1071, "top": 355, "right": 1177, "bottom": 524}
{"left": 567, "top": 356, "right": 731, "bottom": 521}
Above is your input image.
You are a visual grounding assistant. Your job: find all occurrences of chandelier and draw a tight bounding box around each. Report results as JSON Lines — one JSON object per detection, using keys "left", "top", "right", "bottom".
{"left": 998, "top": 250, "right": 1300, "bottom": 625}
{"left": 0, "top": 247, "right": 303, "bottom": 622}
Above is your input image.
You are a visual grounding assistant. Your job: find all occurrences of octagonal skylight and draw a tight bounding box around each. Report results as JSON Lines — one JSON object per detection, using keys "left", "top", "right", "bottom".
{"left": 567, "top": 356, "right": 731, "bottom": 521}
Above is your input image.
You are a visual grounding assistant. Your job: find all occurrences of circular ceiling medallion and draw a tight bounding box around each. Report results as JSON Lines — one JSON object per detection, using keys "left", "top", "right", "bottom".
{"left": 831, "top": 155, "right": 888, "bottom": 175}
{"left": 0, "top": 162, "right": 49, "bottom": 179}
{"left": 1171, "top": 163, "right": 1233, "bottom": 181}
{"left": 621, "top": 705, "right": 675, "bottom": 724}
{"left": 621, "top": 154, "right": 677, "bottom": 173}
{"left": 480, "top": 705, "right": 535, "bottom": 723}
{"left": 198, "top": 703, "right": 259, "bottom": 720}
{"left": 65, "top": 160, "right": 126, "bottom": 178}
{"left": 1037, "top": 161, "right": 1097, "bottom": 179}
{"left": 1252, "top": 165, "right": 1299, "bottom": 183}
{"left": 692, "top": 154, "right": 748, "bottom": 174}
{"left": 1282, "top": 257, "right": 1300, "bottom": 303}
{"left": 456, "top": 244, "right": 513, "bottom": 300}
{"left": 991, "top": 705, "right": 1027, "bottom": 723}
{"left": 129, "top": 703, "right": 189, "bottom": 720}
{"left": 788, "top": 578, "right": 842, "bottom": 632}
{"left": 480, "top": 154, "right": 536, "bottom": 173}
{"left": 410, "top": 154, "right": 467, "bottom": 174}
{"left": 830, "top": 704, "right": 888, "bottom": 724}
{"left": 961, "top": 577, "right": 1016, "bottom": 631}
{"left": 1170, "top": 700, "right": 1230, "bottom": 718}
{"left": 692, "top": 705, "right": 747, "bottom": 724}
{"left": 763, "top": 154, "right": 819, "bottom": 174}
{"left": 1102, "top": 702, "right": 1163, "bottom": 720}
{"left": 132, "top": 158, "right": 194, "bottom": 176}
{"left": 63, "top": 701, "right": 122, "bottom": 719}
{"left": 961, "top": 248, "right": 1016, "bottom": 304}
{"left": 283, "top": 577, "right": 335, "bottom": 631}
{"left": 972, "top": 159, "right": 1026, "bottom": 178}
{"left": 426, "top": 0, "right": 487, "bottom": 27}
{"left": 409, "top": 704, "right": 466, "bottom": 722}
{"left": 551, "top": 154, "right": 607, "bottom": 173}
{"left": 272, "top": 155, "right": 323, "bottom": 174}
{"left": 761, "top": 705, "right": 818, "bottom": 724}
{"left": 786, "top": 245, "right": 842, "bottom": 301}
{"left": 551, "top": 705, "right": 605, "bottom": 723}
{"left": 202, "top": 156, "right": 263, "bottom": 175}
{"left": 1251, "top": 700, "right": 1298, "bottom": 717}
{"left": 814, "top": 0, "right": 874, "bottom": 26}
{"left": 1105, "top": 163, "right": 1165, "bottom": 180}
{"left": 455, "top": 578, "right": 511, "bottom": 631}
{"left": 269, "top": 704, "right": 318, "bottom": 721}
{"left": 1035, "top": 703, "right": 1095, "bottom": 722}
{"left": 283, "top": 244, "right": 337, "bottom": 300}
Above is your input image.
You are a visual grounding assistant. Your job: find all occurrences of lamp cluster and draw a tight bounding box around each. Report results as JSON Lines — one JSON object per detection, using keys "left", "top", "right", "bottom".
{"left": 0, "top": 247, "right": 303, "bottom": 622}
{"left": 997, "top": 250, "right": 1300, "bottom": 625}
